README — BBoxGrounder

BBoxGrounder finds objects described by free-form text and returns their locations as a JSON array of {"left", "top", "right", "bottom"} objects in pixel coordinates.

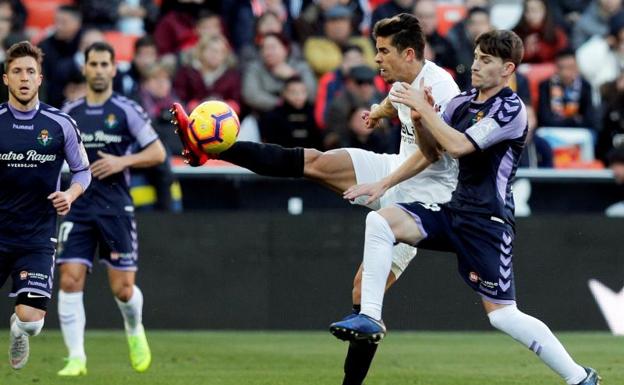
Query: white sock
[
  {"left": 115, "top": 285, "right": 143, "bottom": 335},
  {"left": 58, "top": 291, "right": 86, "bottom": 360},
  {"left": 11, "top": 314, "right": 44, "bottom": 337},
  {"left": 488, "top": 305, "right": 587, "bottom": 384},
  {"left": 360, "top": 212, "right": 396, "bottom": 321}
]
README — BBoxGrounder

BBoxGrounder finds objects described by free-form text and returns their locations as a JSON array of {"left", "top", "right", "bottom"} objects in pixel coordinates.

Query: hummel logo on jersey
[
  {"left": 12, "top": 123, "right": 33, "bottom": 130},
  {"left": 27, "top": 292, "right": 46, "bottom": 299}
]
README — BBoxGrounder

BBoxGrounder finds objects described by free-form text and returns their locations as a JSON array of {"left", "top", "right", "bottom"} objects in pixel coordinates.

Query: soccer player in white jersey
[
  {"left": 0, "top": 41, "right": 90, "bottom": 370},
  {"left": 172, "top": 13, "right": 459, "bottom": 384},
  {"left": 336, "top": 30, "right": 601, "bottom": 385}
]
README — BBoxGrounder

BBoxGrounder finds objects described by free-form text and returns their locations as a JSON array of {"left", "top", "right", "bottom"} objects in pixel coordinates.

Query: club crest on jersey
[
  {"left": 19, "top": 271, "right": 28, "bottom": 280},
  {"left": 469, "top": 271, "right": 479, "bottom": 283},
  {"left": 471, "top": 111, "right": 485, "bottom": 125},
  {"left": 37, "top": 129, "right": 52, "bottom": 146},
  {"left": 104, "top": 114, "right": 119, "bottom": 129}
]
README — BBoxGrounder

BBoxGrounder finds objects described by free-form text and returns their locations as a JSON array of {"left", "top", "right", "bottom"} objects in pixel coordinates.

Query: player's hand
[
  {"left": 47, "top": 191, "right": 73, "bottom": 216},
  {"left": 343, "top": 180, "right": 389, "bottom": 206},
  {"left": 410, "top": 86, "right": 435, "bottom": 121},
  {"left": 90, "top": 151, "right": 127, "bottom": 179},
  {"left": 363, "top": 105, "right": 381, "bottom": 129},
  {"left": 390, "top": 78, "right": 432, "bottom": 113}
]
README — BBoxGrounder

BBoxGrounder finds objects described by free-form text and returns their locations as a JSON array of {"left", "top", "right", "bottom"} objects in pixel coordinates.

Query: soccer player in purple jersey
[
  {"left": 55, "top": 42, "right": 166, "bottom": 376},
  {"left": 333, "top": 30, "right": 601, "bottom": 385},
  {"left": 0, "top": 41, "right": 91, "bottom": 370}
]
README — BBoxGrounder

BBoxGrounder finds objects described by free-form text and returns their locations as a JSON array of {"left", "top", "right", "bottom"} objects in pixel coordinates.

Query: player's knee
[
  {"left": 487, "top": 304, "right": 519, "bottom": 331},
  {"left": 113, "top": 284, "right": 134, "bottom": 302},
  {"left": 365, "top": 211, "right": 395, "bottom": 242},
  {"left": 59, "top": 273, "right": 84, "bottom": 292}
]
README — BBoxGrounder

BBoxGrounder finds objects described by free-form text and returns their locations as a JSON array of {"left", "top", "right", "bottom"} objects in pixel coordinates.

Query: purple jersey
[
  {"left": 442, "top": 87, "right": 528, "bottom": 224},
  {"left": 63, "top": 93, "right": 158, "bottom": 216},
  {"left": 0, "top": 102, "right": 90, "bottom": 247}
]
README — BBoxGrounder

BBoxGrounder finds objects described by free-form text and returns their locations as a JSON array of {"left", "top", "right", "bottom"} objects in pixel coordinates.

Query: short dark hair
[
  {"left": 475, "top": 30, "right": 524, "bottom": 67},
  {"left": 5, "top": 41, "right": 44, "bottom": 72},
  {"left": 341, "top": 44, "right": 364, "bottom": 55},
  {"left": 555, "top": 48, "right": 576, "bottom": 61},
  {"left": 284, "top": 75, "right": 304, "bottom": 87},
  {"left": 373, "top": 13, "right": 425, "bottom": 60},
  {"left": 57, "top": 5, "right": 81, "bottom": 19},
  {"left": 607, "top": 146, "right": 624, "bottom": 165},
  {"left": 134, "top": 35, "right": 156, "bottom": 52},
  {"left": 84, "top": 41, "right": 115, "bottom": 64},
  {"left": 468, "top": 6, "right": 490, "bottom": 20}
]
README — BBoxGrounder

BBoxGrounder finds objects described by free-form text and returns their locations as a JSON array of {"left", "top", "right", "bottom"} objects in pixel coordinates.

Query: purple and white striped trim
[
  {"left": 478, "top": 292, "right": 516, "bottom": 305},
  {"left": 394, "top": 204, "right": 428, "bottom": 240},
  {"left": 9, "top": 288, "right": 51, "bottom": 298},
  {"left": 98, "top": 259, "right": 138, "bottom": 272}
]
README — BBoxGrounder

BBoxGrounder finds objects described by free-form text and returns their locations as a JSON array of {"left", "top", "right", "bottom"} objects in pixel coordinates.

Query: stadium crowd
[{"left": 3, "top": 0, "right": 623, "bottom": 182}]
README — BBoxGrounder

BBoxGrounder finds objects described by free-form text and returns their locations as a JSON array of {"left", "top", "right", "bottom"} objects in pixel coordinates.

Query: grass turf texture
[{"left": 0, "top": 331, "right": 620, "bottom": 384}]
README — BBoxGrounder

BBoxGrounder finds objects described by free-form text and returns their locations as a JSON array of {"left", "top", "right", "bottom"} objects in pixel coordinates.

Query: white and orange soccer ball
[{"left": 187, "top": 101, "right": 240, "bottom": 154}]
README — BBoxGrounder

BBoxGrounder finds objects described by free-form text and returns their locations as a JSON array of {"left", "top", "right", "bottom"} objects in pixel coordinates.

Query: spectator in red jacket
[
  {"left": 173, "top": 34, "right": 242, "bottom": 114},
  {"left": 513, "top": 0, "right": 569, "bottom": 63}
]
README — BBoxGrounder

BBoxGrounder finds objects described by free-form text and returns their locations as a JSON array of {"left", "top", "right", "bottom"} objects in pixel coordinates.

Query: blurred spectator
[
  {"left": 303, "top": 5, "right": 375, "bottom": 76},
  {"left": 546, "top": 0, "right": 591, "bottom": 33},
  {"left": 222, "top": 0, "right": 294, "bottom": 52},
  {"left": 239, "top": 10, "right": 303, "bottom": 69},
  {"left": 4, "top": 0, "right": 25, "bottom": 33},
  {"left": 513, "top": 0, "right": 568, "bottom": 64},
  {"left": 370, "top": 0, "right": 414, "bottom": 32},
  {"left": 325, "top": 65, "right": 384, "bottom": 149},
  {"left": 138, "top": 63, "right": 182, "bottom": 156},
  {"left": 173, "top": 34, "right": 242, "bottom": 113},
  {"left": 0, "top": 0, "right": 27, "bottom": 101},
  {"left": 596, "top": 71, "right": 624, "bottom": 163},
  {"left": 607, "top": 146, "right": 624, "bottom": 184},
  {"left": 242, "top": 32, "right": 316, "bottom": 113},
  {"left": 577, "top": 11, "right": 624, "bottom": 98},
  {"left": 414, "top": 0, "right": 458, "bottom": 71},
  {"left": 259, "top": 75, "right": 322, "bottom": 148},
  {"left": 153, "top": 0, "right": 204, "bottom": 60},
  {"left": 79, "top": 0, "right": 159, "bottom": 34},
  {"left": 571, "top": 0, "right": 622, "bottom": 49},
  {"left": 341, "top": 106, "right": 390, "bottom": 152},
  {"left": 314, "top": 44, "right": 385, "bottom": 129},
  {"left": 133, "top": 62, "right": 182, "bottom": 212},
  {"left": 116, "top": 35, "right": 159, "bottom": 98},
  {"left": 447, "top": 6, "right": 492, "bottom": 90},
  {"left": 295, "top": 0, "right": 364, "bottom": 43},
  {"left": 537, "top": 49, "right": 594, "bottom": 129},
  {"left": 38, "top": 5, "right": 83, "bottom": 108},
  {"left": 62, "top": 72, "right": 87, "bottom": 104}
]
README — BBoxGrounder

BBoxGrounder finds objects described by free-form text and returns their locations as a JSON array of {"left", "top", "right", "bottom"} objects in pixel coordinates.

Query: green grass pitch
[{"left": 0, "top": 331, "right": 621, "bottom": 384}]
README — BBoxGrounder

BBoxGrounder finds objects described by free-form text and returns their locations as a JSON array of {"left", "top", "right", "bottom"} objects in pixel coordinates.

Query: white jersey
[{"left": 389, "top": 60, "right": 460, "bottom": 204}]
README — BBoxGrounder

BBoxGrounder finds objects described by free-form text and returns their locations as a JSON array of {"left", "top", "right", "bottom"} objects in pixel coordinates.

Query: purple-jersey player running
[
  {"left": 55, "top": 42, "right": 166, "bottom": 376},
  {"left": 332, "top": 30, "right": 601, "bottom": 385},
  {"left": 0, "top": 41, "right": 90, "bottom": 370}
]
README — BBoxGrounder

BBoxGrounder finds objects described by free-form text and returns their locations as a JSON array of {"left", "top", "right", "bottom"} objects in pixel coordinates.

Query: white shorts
[{"left": 345, "top": 148, "right": 454, "bottom": 278}]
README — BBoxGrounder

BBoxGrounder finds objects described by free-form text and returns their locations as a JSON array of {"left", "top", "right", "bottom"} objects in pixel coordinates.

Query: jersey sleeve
[
  {"left": 464, "top": 97, "right": 527, "bottom": 151},
  {"left": 114, "top": 97, "right": 159, "bottom": 148},
  {"left": 62, "top": 116, "right": 92, "bottom": 192}
]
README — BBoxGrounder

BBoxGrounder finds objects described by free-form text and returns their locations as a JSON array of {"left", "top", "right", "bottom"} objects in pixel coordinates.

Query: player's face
[
  {"left": 471, "top": 46, "right": 512, "bottom": 91},
  {"left": 375, "top": 36, "right": 410, "bottom": 83},
  {"left": 84, "top": 50, "right": 116, "bottom": 93},
  {"left": 3, "top": 56, "right": 42, "bottom": 106}
]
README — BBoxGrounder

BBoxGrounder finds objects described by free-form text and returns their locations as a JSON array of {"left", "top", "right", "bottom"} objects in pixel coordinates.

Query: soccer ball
[{"left": 188, "top": 101, "right": 240, "bottom": 154}]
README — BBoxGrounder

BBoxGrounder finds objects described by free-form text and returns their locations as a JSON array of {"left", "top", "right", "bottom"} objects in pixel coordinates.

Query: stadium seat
[
  {"left": 518, "top": 63, "right": 557, "bottom": 110},
  {"left": 436, "top": 3, "right": 466, "bottom": 37},
  {"left": 23, "top": 0, "right": 73, "bottom": 30},
  {"left": 104, "top": 31, "right": 139, "bottom": 63},
  {"left": 536, "top": 127, "right": 602, "bottom": 168}
]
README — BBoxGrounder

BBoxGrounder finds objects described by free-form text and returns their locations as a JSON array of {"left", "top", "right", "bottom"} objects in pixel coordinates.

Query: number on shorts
[
  {"left": 57, "top": 222, "right": 74, "bottom": 244},
  {"left": 419, "top": 203, "right": 441, "bottom": 211}
]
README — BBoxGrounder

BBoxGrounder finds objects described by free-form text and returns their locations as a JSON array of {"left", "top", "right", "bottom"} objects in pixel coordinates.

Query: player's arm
[
  {"left": 91, "top": 139, "right": 166, "bottom": 179},
  {"left": 49, "top": 121, "right": 92, "bottom": 215},
  {"left": 391, "top": 80, "right": 474, "bottom": 158},
  {"left": 411, "top": 87, "right": 442, "bottom": 162},
  {"left": 343, "top": 148, "right": 431, "bottom": 205}
]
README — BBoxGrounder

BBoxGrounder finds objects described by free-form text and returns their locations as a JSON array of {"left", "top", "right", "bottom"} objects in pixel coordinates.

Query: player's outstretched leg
[
  {"left": 114, "top": 285, "right": 151, "bottom": 372},
  {"left": 170, "top": 103, "right": 209, "bottom": 166},
  {"left": 487, "top": 303, "right": 601, "bottom": 385},
  {"left": 57, "top": 290, "right": 87, "bottom": 376}
]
